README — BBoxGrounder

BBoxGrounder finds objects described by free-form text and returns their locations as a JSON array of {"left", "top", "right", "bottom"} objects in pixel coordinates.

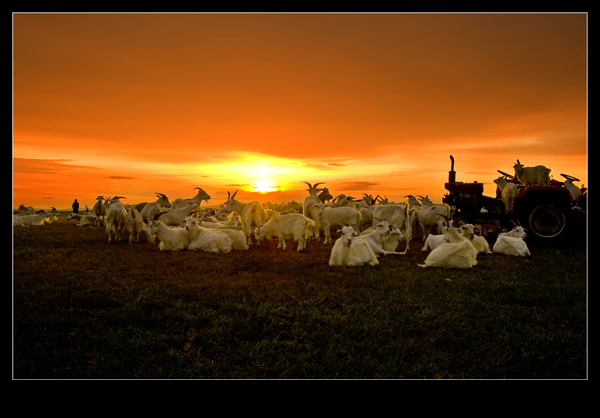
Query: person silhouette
[{"left": 72, "top": 199, "right": 80, "bottom": 214}]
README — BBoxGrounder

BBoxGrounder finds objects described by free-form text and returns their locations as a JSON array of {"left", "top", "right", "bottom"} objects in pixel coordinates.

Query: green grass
[{"left": 13, "top": 218, "right": 587, "bottom": 379}]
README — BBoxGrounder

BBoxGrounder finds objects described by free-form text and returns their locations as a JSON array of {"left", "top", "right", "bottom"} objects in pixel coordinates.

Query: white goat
[
  {"left": 171, "top": 187, "right": 211, "bottom": 210},
  {"left": 418, "top": 216, "right": 478, "bottom": 268},
  {"left": 459, "top": 223, "right": 492, "bottom": 254},
  {"left": 223, "top": 189, "right": 267, "bottom": 246},
  {"left": 562, "top": 178, "right": 582, "bottom": 203},
  {"left": 417, "top": 196, "right": 452, "bottom": 239},
  {"left": 41, "top": 207, "right": 61, "bottom": 224},
  {"left": 513, "top": 160, "right": 551, "bottom": 187},
  {"left": 253, "top": 213, "right": 317, "bottom": 251},
  {"left": 105, "top": 196, "right": 128, "bottom": 243},
  {"left": 13, "top": 210, "right": 50, "bottom": 226},
  {"left": 140, "top": 193, "right": 173, "bottom": 225},
  {"left": 17, "top": 205, "right": 35, "bottom": 216},
  {"left": 125, "top": 206, "right": 145, "bottom": 244},
  {"left": 146, "top": 220, "right": 190, "bottom": 251},
  {"left": 353, "top": 220, "right": 405, "bottom": 256},
  {"left": 369, "top": 201, "right": 413, "bottom": 250},
  {"left": 421, "top": 227, "right": 457, "bottom": 252},
  {"left": 493, "top": 177, "right": 519, "bottom": 213},
  {"left": 315, "top": 203, "right": 362, "bottom": 244},
  {"left": 67, "top": 213, "right": 100, "bottom": 226},
  {"left": 183, "top": 216, "right": 232, "bottom": 253},
  {"left": 493, "top": 225, "right": 530, "bottom": 256},
  {"left": 190, "top": 211, "right": 248, "bottom": 250},
  {"left": 382, "top": 225, "right": 406, "bottom": 253},
  {"left": 329, "top": 226, "right": 380, "bottom": 267},
  {"left": 303, "top": 182, "right": 326, "bottom": 239},
  {"left": 92, "top": 196, "right": 105, "bottom": 219},
  {"left": 155, "top": 201, "right": 198, "bottom": 227}
]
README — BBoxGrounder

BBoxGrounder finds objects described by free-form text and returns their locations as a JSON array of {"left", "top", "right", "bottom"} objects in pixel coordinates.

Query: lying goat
[
  {"left": 493, "top": 223, "right": 530, "bottom": 256},
  {"left": 329, "top": 226, "right": 379, "bottom": 267},
  {"left": 418, "top": 215, "right": 478, "bottom": 269}
]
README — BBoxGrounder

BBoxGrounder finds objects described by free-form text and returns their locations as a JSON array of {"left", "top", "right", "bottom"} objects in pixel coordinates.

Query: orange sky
[{"left": 13, "top": 13, "right": 587, "bottom": 210}]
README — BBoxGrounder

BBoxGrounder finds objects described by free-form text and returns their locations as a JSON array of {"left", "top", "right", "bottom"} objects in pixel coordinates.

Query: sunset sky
[{"left": 13, "top": 12, "right": 587, "bottom": 211}]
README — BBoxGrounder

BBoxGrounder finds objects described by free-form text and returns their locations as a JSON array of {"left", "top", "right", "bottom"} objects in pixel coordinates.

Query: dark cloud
[
  {"left": 335, "top": 181, "right": 382, "bottom": 191},
  {"left": 13, "top": 158, "right": 103, "bottom": 174},
  {"left": 107, "top": 176, "right": 137, "bottom": 180}
]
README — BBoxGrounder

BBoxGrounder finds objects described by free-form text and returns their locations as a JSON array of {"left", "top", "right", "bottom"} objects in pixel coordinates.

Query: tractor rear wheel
[{"left": 527, "top": 204, "right": 567, "bottom": 239}]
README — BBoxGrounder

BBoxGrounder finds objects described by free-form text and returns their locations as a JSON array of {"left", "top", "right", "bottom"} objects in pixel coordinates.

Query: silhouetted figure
[{"left": 72, "top": 199, "right": 79, "bottom": 214}]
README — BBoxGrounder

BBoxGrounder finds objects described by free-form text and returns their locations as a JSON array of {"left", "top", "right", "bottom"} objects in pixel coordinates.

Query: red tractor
[{"left": 442, "top": 155, "right": 586, "bottom": 240}]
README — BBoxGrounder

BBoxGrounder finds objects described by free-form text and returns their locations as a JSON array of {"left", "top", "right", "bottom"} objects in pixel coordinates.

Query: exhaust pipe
[{"left": 449, "top": 155, "right": 456, "bottom": 183}]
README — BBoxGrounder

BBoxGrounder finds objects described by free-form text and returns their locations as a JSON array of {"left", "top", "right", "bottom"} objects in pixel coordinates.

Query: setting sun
[{"left": 253, "top": 180, "right": 280, "bottom": 194}]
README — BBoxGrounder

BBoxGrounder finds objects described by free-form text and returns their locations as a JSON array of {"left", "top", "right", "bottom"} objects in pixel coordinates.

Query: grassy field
[{"left": 13, "top": 214, "right": 587, "bottom": 379}]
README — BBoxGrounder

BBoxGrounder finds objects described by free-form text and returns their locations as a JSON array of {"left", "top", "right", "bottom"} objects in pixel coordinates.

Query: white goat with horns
[
  {"left": 171, "top": 187, "right": 211, "bottom": 210},
  {"left": 492, "top": 221, "right": 531, "bottom": 256},
  {"left": 223, "top": 189, "right": 267, "bottom": 246},
  {"left": 513, "top": 159, "right": 551, "bottom": 187}
]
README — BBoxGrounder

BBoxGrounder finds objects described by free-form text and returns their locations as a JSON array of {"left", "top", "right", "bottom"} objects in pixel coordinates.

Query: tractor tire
[{"left": 526, "top": 203, "right": 568, "bottom": 239}]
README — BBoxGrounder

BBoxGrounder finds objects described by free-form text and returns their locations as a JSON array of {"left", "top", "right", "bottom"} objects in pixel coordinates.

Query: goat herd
[{"left": 14, "top": 182, "right": 532, "bottom": 269}]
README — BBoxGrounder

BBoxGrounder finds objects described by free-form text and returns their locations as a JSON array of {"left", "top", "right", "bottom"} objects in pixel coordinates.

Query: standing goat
[
  {"left": 369, "top": 201, "right": 413, "bottom": 251},
  {"left": 513, "top": 160, "right": 551, "bottom": 187},
  {"left": 253, "top": 213, "right": 317, "bottom": 251},
  {"left": 125, "top": 206, "right": 145, "bottom": 244},
  {"left": 105, "top": 196, "right": 127, "bottom": 243},
  {"left": 223, "top": 189, "right": 267, "bottom": 246},
  {"left": 303, "top": 182, "right": 326, "bottom": 239},
  {"left": 315, "top": 203, "right": 362, "bottom": 244},
  {"left": 141, "top": 193, "right": 173, "bottom": 225},
  {"left": 417, "top": 196, "right": 451, "bottom": 239},
  {"left": 493, "top": 177, "right": 519, "bottom": 213}
]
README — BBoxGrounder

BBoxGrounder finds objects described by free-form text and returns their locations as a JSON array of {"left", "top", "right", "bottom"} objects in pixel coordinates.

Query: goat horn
[
  {"left": 231, "top": 189, "right": 239, "bottom": 199},
  {"left": 302, "top": 182, "right": 312, "bottom": 188},
  {"left": 153, "top": 211, "right": 168, "bottom": 221},
  {"left": 436, "top": 214, "right": 450, "bottom": 226}
]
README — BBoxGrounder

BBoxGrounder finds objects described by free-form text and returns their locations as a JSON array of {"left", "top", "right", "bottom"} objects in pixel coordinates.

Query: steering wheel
[
  {"left": 497, "top": 170, "right": 517, "bottom": 180},
  {"left": 561, "top": 173, "right": 580, "bottom": 182}
]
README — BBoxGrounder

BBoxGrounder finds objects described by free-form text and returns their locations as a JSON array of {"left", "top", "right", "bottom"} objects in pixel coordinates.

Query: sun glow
[{"left": 253, "top": 180, "right": 280, "bottom": 193}]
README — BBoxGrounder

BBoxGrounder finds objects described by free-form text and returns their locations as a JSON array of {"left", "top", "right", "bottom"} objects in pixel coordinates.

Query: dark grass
[{"left": 13, "top": 217, "right": 587, "bottom": 379}]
